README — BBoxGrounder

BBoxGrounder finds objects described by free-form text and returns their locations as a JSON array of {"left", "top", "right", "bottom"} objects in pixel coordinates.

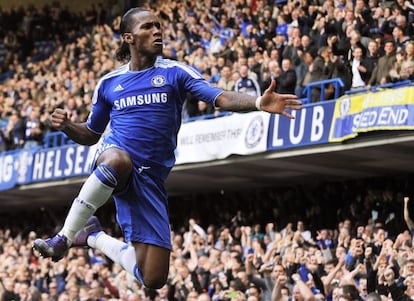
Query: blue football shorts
[{"left": 91, "top": 143, "right": 172, "bottom": 251}]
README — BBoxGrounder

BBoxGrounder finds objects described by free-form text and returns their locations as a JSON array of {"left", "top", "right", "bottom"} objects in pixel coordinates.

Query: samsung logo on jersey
[{"left": 114, "top": 93, "right": 168, "bottom": 110}]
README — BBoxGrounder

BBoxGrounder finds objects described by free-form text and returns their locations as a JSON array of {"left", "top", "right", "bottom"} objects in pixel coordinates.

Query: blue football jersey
[{"left": 87, "top": 57, "right": 223, "bottom": 178}]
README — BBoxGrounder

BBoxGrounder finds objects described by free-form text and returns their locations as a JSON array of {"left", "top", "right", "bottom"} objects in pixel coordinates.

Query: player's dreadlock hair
[{"left": 115, "top": 7, "right": 150, "bottom": 62}]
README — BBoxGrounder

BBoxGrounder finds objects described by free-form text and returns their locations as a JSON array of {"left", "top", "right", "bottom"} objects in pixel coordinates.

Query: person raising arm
[{"left": 33, "top": 7, "right": 302, "bottom": 290}]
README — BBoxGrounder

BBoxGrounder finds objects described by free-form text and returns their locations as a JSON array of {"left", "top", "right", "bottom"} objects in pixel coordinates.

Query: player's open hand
[{"left": 260, "top": 80, "right": 302, "bottom": 119}]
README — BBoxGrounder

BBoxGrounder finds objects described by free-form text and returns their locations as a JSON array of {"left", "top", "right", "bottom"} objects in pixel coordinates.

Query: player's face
[{"left": 127, "top": 11, "right": 163, "bottom": 56}]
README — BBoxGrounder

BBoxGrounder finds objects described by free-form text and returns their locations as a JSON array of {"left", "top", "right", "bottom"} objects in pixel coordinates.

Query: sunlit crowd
[{"left": 0, "top": 0, "right": 414, "bottom": 300}]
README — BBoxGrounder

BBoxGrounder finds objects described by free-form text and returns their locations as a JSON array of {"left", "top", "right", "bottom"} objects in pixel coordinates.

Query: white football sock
[
  {"left": 88, "top": 232, "right": 137, "bottom": 277},
  {"left": 59, "top": 171, "right": 115, "bottom": 244}
]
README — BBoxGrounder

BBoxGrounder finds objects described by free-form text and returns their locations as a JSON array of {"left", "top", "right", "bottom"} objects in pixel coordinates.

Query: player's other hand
[{"left": 51, "top": 108, "right": 70, "bottom": 130}]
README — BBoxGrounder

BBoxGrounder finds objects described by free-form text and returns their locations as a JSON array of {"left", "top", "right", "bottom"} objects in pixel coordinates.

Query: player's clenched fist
[{"left": 51, "top": 108, "right": 70, "bottom": 130}]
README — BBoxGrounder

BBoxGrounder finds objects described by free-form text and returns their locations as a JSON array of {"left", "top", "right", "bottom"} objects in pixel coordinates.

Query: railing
[
  {"left": 344, "top": 79, "right": 414, "bottom": 95},
  {"left": 301, "top": 78, "right": 345, "bottom": 104},
  {"left": 371, "top": 79, "right": 413, "bottom": 92}
]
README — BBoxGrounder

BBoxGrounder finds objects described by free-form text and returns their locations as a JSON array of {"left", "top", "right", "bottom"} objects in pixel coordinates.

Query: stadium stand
[
  {"left": 0, "top": 0, "right": 413, "bottom": 150},
  {"left": 1, "top": 0, "right": 414, "bottom": 300}
]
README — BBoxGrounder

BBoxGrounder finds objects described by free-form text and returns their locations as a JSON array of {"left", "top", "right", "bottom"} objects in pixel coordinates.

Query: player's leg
[
  {"left": 133, "top": 243, "right": 170, "bottom": 288},
  {"left": 70, "top": 214, "right": 170, "bottom": 288},
  {"left": 33, "top": 147, "right": 132, "bottom": 261},
  {"left": 85, "top": 231, "right": 170, "bottom": 289},
  {"left": 60, "top": 148, "right": 132, "bottom": 241},
  {"left": 83, "top": 166, "right": 172, "bottom": 288}
]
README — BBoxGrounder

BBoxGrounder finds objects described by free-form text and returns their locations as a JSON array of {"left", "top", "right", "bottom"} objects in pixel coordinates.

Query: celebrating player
[{"left": 33, "top": 7, "right": 302, "bottom": 289}]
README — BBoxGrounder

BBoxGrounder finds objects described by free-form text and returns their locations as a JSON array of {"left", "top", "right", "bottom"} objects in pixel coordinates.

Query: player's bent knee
[
  {"left": 134, "top": 243, "right": 170, "bottom": 289},
  {"left": 99, "top": 149, "right": 133, "bottom": 172},
  {"left": 98, "top": 150, "right": 133, "bottom": 189},
  {"left": 142, "top": 274, "right": 168, "bottom": 289},
  {"left": 133, "top": 263, "right": 168, "bottom": 289}
]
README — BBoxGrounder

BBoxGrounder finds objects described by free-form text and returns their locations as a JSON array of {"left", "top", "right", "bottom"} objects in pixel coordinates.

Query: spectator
[
  {"left": 356, "top": 8, "right": 378, "bottom": 43},
  {"left": 247, "top": 55, "right": 263, "bottom": 83},
  {"left": 396, "top": 14, "right": 413, "bottom": 37},
  {"left": 217, "top": 65, "right": 235, "bottom": 91},
  {"left": 400, "top": 41, "right": 414, "bottom": 80},
  {"left": 302, "top": 47, "right": 334, "bottom": 102},
  {"left": 234, "top": 65, "right": 261, "bottom": 97},
  {"left": 392, "top": 25, "right": 411, "bottom": 49},
  {"left": 389, "top": 47, "right": 406, "bottom": 82},
  {"left": 260, "top": 58, "right": 281, "bottom": 94},
  {"left": 64, "top": 97, "right": 81, "bottom": 123},
  {"left": 282, "top": 273, "right": 315, "bottom": 301},
  {"left": 275, "top": 58, "right": 297, "bottom": 94},
  {"left": 296, "top": 50, "right": 315, "bottom": 97},
  {"left": 350, "top": 46, "right": 370, "bottom": 89},
  {"left": 331, "top": 28, "right": 367, "bottom": 69},
  {"left": 5, "top": 110, "right": 25, "bottom": 149},
  {"left": 275, "top": 14, "right": 289, "bottom": 42},
  {"left": 382, "top": 266, "right": 412, "bottom": 300},
  {"left": 364, "top": 40, "right": 381, "bottom": 82},
  {"left": 1, "top": 277, "right": 19, "bottom": 301},
  {"left": 380, "top": 4, "right": 401, "bottom": 37},
  {"left": 282, "top": 28, "right": 301, "bottom": 63},
  {"left": 367, "top": 39, "right": 397, "bottom": 86},
  {"left": 218, "top": 16, "right": 234, "bottom": 47},
  {"left": 310, "top": 13, "right": 329, "bottom": 50},
  {"left": 23, "top": 106, "right": 43, "bottom": 149}
]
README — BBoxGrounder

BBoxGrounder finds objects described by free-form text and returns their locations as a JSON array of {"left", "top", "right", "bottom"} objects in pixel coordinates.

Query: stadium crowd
[
  {"left": 1, "top": 0, "right": 414, "bottom": 151},
  {"left": 1, "top": 176, "right": 414, "bottom": 301},
  {"left": 1, "top": 0, "right": 414, "bottom": 300}
]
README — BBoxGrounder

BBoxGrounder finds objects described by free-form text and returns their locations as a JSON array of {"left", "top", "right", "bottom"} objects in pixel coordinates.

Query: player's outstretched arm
[
  {"left": 215, "top": 80, "right": 302, "bottom": 119},
  {"left": 51, "top": 108, "right": 101, "bottom": 146}
]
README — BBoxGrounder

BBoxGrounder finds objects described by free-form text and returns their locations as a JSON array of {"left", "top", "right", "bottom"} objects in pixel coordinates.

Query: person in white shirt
[{"left": 351, "top": 47, "right": 369, "bottom": 89}]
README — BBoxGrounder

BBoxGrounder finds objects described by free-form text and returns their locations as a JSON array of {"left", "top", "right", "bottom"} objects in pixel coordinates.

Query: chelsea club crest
[
  {"left": 245, "top": 116, "right": 264, "bottom": 148},
  {"left": 339, "top": 97, "right": 351, "bottom": 119},
  {"left": 151, "top": 75, "right": 166, "bottom": 87}
]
